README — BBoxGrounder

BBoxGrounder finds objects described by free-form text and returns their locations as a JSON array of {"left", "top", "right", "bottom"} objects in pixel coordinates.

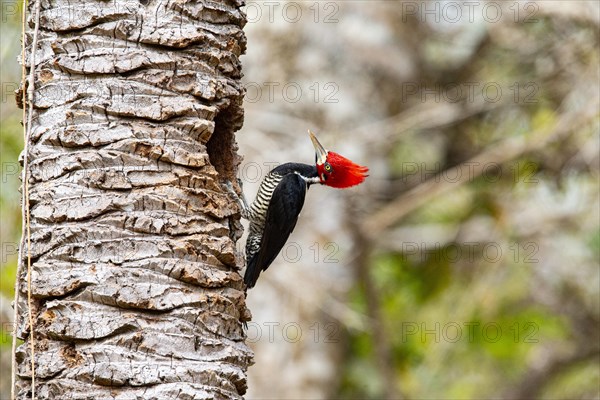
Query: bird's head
[{"left": 309, "top": 130, "right": 369, "bottom": 188}]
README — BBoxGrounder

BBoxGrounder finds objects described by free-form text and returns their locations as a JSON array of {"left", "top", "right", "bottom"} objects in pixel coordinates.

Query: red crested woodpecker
[{"left": 235, "top": 130, "right": 368, "bottom": 288}]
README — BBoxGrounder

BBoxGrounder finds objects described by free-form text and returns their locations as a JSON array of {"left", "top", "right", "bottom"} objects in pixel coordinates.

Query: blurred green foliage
[
  {"left": 0, "top": 0, "right": 23, "bottom": 363},
  {"left": 336, "top": 6, "right": 599, "bottom": 399}
]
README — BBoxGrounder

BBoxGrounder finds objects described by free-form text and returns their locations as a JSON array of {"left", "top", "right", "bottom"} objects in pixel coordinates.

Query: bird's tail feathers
[{"left": 244, "top": 255, "right": 261, "bottom": 289}]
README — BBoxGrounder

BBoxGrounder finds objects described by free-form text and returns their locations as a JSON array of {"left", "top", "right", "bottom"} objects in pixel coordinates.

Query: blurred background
[{"left": 1, "top": 1, "right": 599, "bottom": 399}]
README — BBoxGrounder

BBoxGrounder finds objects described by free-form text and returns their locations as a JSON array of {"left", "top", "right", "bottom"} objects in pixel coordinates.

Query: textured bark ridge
[{"left": 16, "top": 1, "right": 251, "bottom": 398}]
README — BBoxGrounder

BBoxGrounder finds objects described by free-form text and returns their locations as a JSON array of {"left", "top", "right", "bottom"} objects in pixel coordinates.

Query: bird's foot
[{"left": 223, "top": 179, "right": 250, "bottom": 219}]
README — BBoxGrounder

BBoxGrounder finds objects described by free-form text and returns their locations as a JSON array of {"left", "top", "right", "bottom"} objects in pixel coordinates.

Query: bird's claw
[{"left": 223, "top": 178, "right": 250, "bottom": 219}]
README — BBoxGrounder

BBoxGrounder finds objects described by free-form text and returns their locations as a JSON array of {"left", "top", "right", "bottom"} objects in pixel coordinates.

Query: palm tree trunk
[{"left": 14, "top": 1, "right": 250, "bottom": 398}]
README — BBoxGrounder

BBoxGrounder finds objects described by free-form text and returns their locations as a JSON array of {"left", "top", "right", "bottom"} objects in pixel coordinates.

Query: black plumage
[{"left": 244, "top": 163, "right": 319, "bottom": 288}]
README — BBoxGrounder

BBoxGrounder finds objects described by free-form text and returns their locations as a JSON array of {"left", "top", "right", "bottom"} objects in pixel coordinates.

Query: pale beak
[{"left": 308, "top": 129, "right": 328, "bottom": 164}]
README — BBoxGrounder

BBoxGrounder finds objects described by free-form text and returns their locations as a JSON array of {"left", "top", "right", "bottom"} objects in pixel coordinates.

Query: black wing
[{"left": 244, "top": 173, "right": 307, "bottom": 288}]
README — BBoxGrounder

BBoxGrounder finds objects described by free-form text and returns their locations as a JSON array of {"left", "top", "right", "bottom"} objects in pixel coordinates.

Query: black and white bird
[{"left": 235, "top": 131, "right": 368, "bottom": 288}]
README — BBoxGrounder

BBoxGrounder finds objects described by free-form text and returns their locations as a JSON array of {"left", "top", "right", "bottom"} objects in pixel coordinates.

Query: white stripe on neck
[{"left": 295, "top": 172, "right": 321, "bottom": 184}]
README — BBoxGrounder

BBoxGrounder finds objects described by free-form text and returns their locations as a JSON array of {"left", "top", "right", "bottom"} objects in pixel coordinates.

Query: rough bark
[{"left": 15, "top": 1, "right": 251, "bottom": 399}]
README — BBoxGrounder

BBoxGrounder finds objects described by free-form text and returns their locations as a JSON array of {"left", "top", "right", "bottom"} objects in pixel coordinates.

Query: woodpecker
[{"left": 239, "top": 130, "right": 368, "bottom": 288}]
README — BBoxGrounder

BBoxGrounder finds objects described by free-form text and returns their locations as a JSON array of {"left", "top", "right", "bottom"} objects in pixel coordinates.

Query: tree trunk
[{"left": 14, "top": 1, "right": 251, "bottom": 398}]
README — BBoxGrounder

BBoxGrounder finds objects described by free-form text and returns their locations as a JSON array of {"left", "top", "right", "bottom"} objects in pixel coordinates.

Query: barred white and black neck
[{"left": 247, "top": 163, "right": 318, "bottom": 223}]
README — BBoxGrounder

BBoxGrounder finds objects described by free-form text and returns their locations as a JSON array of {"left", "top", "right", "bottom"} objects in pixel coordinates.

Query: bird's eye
[{"left": 324, "top": 163, "right": 332, "bottom": 172}]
